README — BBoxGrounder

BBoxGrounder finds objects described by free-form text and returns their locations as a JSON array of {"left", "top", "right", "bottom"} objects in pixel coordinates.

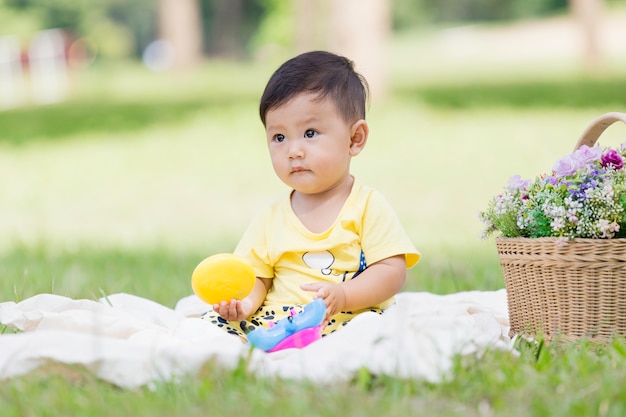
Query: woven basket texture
[
  {"left": 497, "top": 112, "right": 626, "bottom": 342},
  {"left": 497, "top": 237, "right": 626, "bottom": 342}
]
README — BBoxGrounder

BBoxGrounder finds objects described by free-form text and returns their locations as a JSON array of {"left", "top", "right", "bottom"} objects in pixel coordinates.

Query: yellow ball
[{"left": 191, "top": 253, "right": 255, "bottom": 305}]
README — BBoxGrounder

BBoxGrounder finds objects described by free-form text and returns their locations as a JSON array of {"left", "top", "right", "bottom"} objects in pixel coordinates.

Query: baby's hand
[
  {"left": 300, "top": 282, "right": 346, "bottom": 321},
  {"left": 212, "top": 298, "right": 253, "bottom": 322}
]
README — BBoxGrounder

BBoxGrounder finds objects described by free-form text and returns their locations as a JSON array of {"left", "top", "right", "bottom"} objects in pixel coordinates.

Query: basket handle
[{"left": 573, "top": 112, "right": 626, "bottom": 151}]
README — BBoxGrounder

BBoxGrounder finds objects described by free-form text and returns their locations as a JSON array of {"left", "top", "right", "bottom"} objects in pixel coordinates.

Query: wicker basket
[{"left": 498, "top": 112, "right": 626, "bottom": 342}]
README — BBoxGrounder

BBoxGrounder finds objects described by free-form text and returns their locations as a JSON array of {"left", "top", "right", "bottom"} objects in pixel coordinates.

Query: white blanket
[{"left": 0, "top": 290, "right": 512, "bottom": 388}]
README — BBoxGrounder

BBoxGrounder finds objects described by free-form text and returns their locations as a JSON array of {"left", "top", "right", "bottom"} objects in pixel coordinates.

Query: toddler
[{"left": 202, "top": 50, "right": 420, "bottom": 338}]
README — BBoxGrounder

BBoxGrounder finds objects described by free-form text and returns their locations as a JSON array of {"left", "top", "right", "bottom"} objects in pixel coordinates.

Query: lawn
[{"left": 2, "top": 18, "right": 626, "bottom": 415}]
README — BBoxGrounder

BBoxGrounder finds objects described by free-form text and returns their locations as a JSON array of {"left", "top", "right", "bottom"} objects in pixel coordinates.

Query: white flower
[
  {"left": 598, "top": 219, "right": 620, "bottom": 238},
  {"left": 551, "top": 217, "right": 566, "bottom": 231},
  {"left": 494, "top": 193, "right": 514, "bottom": 215},
  {"left": 480, "top": 143, "right": 626, "bottom": 239}
]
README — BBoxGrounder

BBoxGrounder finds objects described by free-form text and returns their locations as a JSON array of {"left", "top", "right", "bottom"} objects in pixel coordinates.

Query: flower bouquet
[
  {"left": 480, "top": 143, "right": 626, "bottom": 241},
  {"left": 482, "top": 112, "right": 626, "bottom": 342}
]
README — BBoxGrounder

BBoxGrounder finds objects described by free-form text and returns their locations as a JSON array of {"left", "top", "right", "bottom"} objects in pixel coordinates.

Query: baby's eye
[
  {"left": 274, "top": 133, "right": 286, "bottom": 143},
  {"left": 304, "top": 129, "right": 317, "bottom": 138}
]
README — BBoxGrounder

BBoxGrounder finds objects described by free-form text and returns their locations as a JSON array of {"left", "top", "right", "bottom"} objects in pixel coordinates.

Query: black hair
[{"left": 259, "top": 50, "right": 369, "bottom": 126}]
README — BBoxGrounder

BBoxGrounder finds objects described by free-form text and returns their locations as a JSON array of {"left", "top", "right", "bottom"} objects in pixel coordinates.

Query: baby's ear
[{"left": 349, "top": 120, "right": 368, "bottom": 156}]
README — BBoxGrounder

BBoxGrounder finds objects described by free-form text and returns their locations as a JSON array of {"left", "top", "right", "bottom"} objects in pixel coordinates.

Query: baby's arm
[
  {"left": 212, "top": 277, "right": 272, "bottom": 322},
  {"left": 301, "top": 254, "right": 407, "bottom": 320}
]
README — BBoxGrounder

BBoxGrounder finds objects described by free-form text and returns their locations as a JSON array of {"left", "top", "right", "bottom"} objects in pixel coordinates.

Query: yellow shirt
[{"left": 234, "top": 178, "right": 420, "bottom": 312}]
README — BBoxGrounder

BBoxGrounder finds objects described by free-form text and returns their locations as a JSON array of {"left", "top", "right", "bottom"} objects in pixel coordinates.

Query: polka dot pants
[{"left": 200, "top": 304, "right": 383, "bottom": 342}]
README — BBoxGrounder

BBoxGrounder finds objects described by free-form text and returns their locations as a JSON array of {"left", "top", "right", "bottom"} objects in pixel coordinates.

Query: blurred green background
[{"left": 2, "top": 0, "right": 626, "bottom": 306}]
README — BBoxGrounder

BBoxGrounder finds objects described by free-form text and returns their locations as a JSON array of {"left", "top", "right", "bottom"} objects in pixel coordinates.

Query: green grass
[
  {"left": 2, "top": 332, "right": 626, "bottom": 416},
  {"left": 0, "top": 242, "right": 503, "bottom": 306},
  {"left": 398, "top": 76, "right": 626, "bottom": 109},
  {"left": 3, "top": 20, "right": 626, "bottom": 416},
  {"left": 0, "top": 100, "right": 210, "bottom": 145},
  {"left": 0, "top": 245, "right": 205, "bottom": 305}
]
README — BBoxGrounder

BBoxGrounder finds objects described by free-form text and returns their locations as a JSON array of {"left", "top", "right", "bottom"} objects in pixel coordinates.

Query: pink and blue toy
[{"left": 247, "top": 298, "right": 326, "bottom": 352}]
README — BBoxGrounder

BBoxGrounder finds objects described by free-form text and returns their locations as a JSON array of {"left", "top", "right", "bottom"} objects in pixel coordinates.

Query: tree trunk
[
  {"left": 294, "top": 0, "right": 332, "bottom": 52},
  {"left": 570, "top": 0, "right": 604, "bottom": 72},
  {"left": 209, "top": 0, "right": 244, "bottom": 58},
  {"left": 292, "top": 0, "right": 392, "bottom": 99},
  {"left": 295, "top": 0, "right": 317, "bottom": 52},
  {"left": 328, "top": 0, "right": 391, "bottom": 100},
  {"left": 158, "top": 0, "right": 203, "bottom": 71}
]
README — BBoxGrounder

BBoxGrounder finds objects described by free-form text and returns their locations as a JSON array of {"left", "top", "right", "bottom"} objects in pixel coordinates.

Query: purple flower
[
  {"left": 572, "top": 145, "right": 603, "bottom": 165},
  {"left": 506, "top": 175, "right": 530, "bottom": 192},
  {"left": 601, "top": 149, "right": 624, "bottom": 169},
  {"left": 571, "top": 178, "right": 599, "bottom": 200},
  {"left": 553, "top": 155, "right": 582, "bottom": 177},
  {"left": 483, "top": 143, "right": 626, "bottom": 239}
]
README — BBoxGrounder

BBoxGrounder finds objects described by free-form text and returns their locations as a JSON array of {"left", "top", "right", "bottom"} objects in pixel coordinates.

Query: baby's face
[{"left": 264, "top": 93, "right": 356, "bottom": 195}]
